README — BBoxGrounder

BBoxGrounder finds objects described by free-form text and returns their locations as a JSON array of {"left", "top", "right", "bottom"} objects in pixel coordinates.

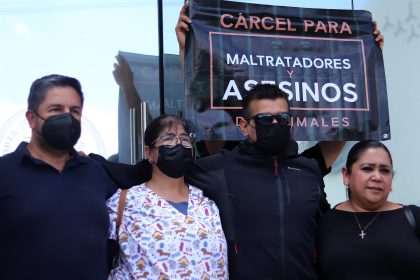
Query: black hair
[
  {"left": 144, "top": 114, "right": 192, "bottom": 147},
  {"left": 346, "top": 140, "right": 393, "bottom": 173},
  {"left": 345, "top": 140, "right": 393, "bottom": 199},
  {"left": 28, "top": 74, "right": 84, "bottom": 112},
  {"left": 241, "top": 84, "right": 290, "bottom": 118}
]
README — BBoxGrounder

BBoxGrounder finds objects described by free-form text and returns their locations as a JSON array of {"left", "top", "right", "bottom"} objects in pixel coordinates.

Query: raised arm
[
  {"left": 373, "top": 20, "right": 384, "bottom": 50},
  {"left": 318, "top": 141, "right": 346, "bottom": 170},
  {"left": 175, "top": 2, "right": 191, "bottom": 77},
  {"left": 113, "top": 54, "right": 152, "bottom": 132},
  {"left": 113, "top": 54, "right": 142, "bottom": 108},
  {"left": 315, "top": 22, "right": 383, "bottom": 171},
  {"left": 300, "top": 142, "right": 344, "bottom": 176}
]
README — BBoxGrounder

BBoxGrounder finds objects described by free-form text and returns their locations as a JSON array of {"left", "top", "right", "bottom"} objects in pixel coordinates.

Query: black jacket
[
  {"left": 92, "top": 141, "right": 329, "bottom": 280},
  {"left": 187, "top": 141, "right": 329, "bottom": 280}
]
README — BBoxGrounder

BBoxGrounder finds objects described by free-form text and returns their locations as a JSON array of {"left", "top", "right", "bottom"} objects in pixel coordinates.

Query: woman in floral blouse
[{"left": 107, "top": 115, "right": 228, "bottom": 279}]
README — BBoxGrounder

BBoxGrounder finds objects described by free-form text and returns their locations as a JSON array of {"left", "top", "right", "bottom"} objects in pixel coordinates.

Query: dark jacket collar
[{"left": 236, "top": 139, "right": 299, "bottom": 160}]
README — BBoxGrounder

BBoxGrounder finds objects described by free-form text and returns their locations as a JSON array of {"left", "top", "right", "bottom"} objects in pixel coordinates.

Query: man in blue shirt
[{"left": 0, "top": 74, "right": 116, "bottom": 280}]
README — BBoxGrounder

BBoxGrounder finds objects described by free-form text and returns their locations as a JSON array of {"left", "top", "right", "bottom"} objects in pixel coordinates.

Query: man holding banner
[
  {"left": 187, "top": 83, "right": 332, "bottom": 279},
  {"left": 178, "top": 1, "right": 387, "bottom": 279}
]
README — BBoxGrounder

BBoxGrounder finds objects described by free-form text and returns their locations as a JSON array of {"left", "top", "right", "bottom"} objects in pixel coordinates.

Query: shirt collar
[{"left": 16, "top": 141, "right": 87, "bottom": 167}]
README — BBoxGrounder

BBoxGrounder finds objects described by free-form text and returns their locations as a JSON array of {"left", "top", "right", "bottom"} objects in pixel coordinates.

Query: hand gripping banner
[{"left": 184, "top": 0, "right": 390, "bottom": 141}]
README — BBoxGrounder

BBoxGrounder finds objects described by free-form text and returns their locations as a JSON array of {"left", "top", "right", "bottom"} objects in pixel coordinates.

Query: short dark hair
[
  {"left": 345, "top": 140, "right": 393, "bottom": 199},
  {"left": 241, "top": 84, "right": 290, "bottom": 118},
  {"left": 144, "top": 114, "right": 192, "bottom": 147},
  {"left": 27, "top": 74, "right": 84, "bottom": 112}
]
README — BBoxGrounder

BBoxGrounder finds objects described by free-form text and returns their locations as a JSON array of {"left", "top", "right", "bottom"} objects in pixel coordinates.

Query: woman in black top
[{"left": 317, "top": 140, "right": 420, "bottom": 280}]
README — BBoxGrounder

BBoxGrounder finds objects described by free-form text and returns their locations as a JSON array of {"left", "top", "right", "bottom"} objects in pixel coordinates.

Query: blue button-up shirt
[{"left": 0, "top": 142, "right": 117, "bottom": 280}]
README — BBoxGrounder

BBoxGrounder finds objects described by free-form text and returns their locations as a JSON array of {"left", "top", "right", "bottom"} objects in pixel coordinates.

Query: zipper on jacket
[
  {"left": 282, "top": 168, "right": 291, "bottom": 204},
  {"left": 274, "top": 159, "right": 279, "bottom": 177},
  {"left": 275, "top": 161, "right": 286, "bottom": 278}
]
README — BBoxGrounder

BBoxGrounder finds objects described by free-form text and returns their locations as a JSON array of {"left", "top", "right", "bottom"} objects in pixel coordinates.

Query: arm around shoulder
[{"left": 89, "top": 153, "right": 152, "bottom": 188}]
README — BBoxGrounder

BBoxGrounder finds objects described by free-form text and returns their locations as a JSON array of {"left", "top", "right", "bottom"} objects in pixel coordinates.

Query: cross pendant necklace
[{"left": 352, "top": 211, "right": 381, "bottom": 239}]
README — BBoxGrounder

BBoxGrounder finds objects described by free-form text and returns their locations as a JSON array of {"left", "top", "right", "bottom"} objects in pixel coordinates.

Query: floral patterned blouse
[{"left": 107, "top": 183, "right": 228, "bottom": 280}]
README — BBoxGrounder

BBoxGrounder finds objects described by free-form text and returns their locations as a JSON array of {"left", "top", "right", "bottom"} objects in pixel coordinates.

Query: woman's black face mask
[{"left": 156, "top": 144, "right": 193, "bottom": 178}]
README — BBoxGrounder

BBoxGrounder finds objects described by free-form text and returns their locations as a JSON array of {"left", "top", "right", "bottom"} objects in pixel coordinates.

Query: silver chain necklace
[{"left": 352, "top": 211, "right": 381, "bottom": 239}]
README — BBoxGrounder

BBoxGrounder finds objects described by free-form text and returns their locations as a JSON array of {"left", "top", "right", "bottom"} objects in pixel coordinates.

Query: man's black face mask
[
  {"left": 36, "top": 112, "right": 81, "bottom": 151},
  {"left": 254, "top": 122, "right": 291, "bottom": 156}
]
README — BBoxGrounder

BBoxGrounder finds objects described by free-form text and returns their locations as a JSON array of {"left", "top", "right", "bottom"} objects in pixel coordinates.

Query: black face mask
[
  {"left": 157, "top": 144, "right": 193, "bottom": 178},
  {"left": 254, "top": 123, "right": 291, "bottom": 156},
  {"left": 37, "top": 113, "right": 81, "bottom": 151}
]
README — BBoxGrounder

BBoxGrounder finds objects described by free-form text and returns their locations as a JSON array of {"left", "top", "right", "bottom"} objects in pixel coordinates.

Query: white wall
[{"left": 324, "top": 0, "right": 420, "bottom": 206}]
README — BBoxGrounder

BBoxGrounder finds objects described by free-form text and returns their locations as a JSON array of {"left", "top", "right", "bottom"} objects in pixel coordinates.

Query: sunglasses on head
[{"left": 246, "top": 113, "right": 291, "bottom": 126}]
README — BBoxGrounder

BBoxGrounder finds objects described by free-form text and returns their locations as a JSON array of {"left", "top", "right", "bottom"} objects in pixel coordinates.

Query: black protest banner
[{"left": 184, "top": 0, "right": 390, "bottom": 141}]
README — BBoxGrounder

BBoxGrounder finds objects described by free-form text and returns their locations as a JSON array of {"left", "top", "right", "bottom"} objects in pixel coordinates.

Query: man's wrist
[{"left": 121, "top": 84, "right": 136, "bottom": 92}]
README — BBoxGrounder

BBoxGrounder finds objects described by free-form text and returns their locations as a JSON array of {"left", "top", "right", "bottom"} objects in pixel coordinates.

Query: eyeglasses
[
  {"left": 246, "top": 113, "right": 291, "bottom": 126},
  {"left": 151, "top": 134, "right": 193, "bottom": 148}
]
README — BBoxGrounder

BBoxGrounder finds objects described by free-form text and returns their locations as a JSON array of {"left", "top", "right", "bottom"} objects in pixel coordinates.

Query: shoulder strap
[
  {"left": 115, "top": 189, "right": 128, "bottom": 240},
  {"left": 404, "top": 205, "right": 420, "bottom": 241}
]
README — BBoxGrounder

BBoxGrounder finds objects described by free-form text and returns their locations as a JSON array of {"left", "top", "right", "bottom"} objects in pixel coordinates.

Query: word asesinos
[{"left": 222, "top": 80, "right": 358, "bottom": 103}]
